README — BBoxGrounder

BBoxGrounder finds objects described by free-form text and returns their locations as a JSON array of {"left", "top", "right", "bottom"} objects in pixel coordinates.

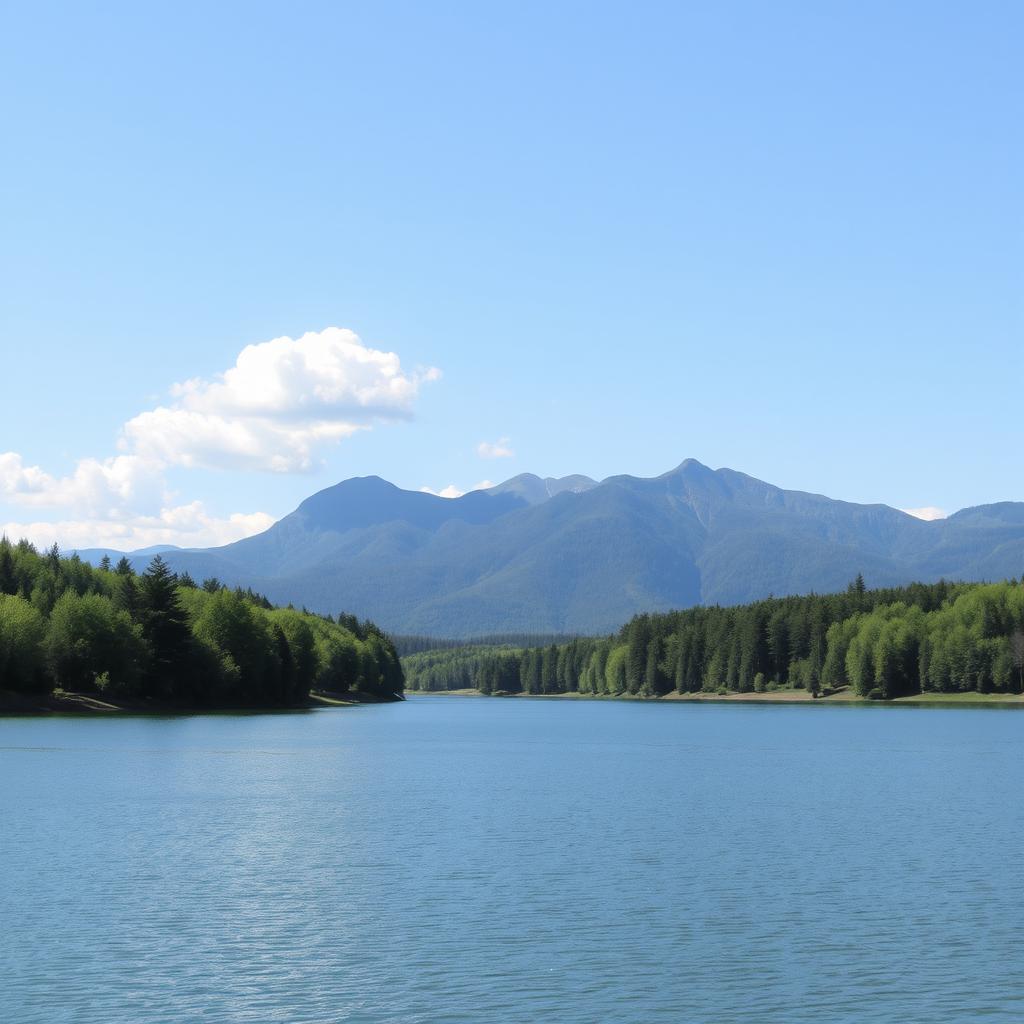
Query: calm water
[{"left": 3, "top": 697, "right": 1024, "bottom": 1023}]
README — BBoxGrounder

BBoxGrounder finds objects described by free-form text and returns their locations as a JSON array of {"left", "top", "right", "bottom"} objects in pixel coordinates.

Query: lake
[{"left": 3, "top": 696, "right": 1023, "bottom": 1023}]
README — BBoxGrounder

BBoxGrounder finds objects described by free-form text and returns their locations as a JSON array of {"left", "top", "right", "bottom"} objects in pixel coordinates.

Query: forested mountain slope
[{"left": 76, "top": 460, "right": 1024, "bottom": 636}]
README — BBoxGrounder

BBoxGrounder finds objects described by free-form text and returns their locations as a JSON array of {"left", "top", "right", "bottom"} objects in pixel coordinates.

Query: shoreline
[
  {"left": 0, "top": 688, "right": 402, "bottom": 718},
  {"left": 407, "top": 687, "right": 1024, "bottom": 707}
]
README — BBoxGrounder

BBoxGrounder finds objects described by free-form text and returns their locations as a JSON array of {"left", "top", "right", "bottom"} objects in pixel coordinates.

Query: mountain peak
[
  {"left": 287, "top": 472, "right": 524, "bottom": 535},
  {"left": 661, "top": 458, "right": 713, "bottom": 478},
  {"left": 487, "top": 473, "right": 597, "bottom": 505},
  {"left": 115, "top": 461, "right": 1024, "bottom": 637}
]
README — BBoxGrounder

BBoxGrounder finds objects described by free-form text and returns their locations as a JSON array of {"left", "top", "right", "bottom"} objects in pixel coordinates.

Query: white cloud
[
  {"left": 420, "top": 484, "right": 465, "bottom": 499},
  {"left": 0, "top": 452, "right": 166, "bottom": 515},
  {"left": 419, "top": 479, "right": 495, "bottom": 499},
  {"left": 123, "top": 407, "right": 365, "bottom": 473},
  {"left": 477, "top": 437, "right": 514, "bottom": 459},
  {"left": 901, "top": 506, "right": 948, "bottom": 521},
  {"left": 123, "top": 328, "right": 440, "bottom": 472},
  {"left": 2, "top": 504, "right": 274, "bottom": 552},
  {"left": 0, "top": 450, "right": 265, "bottom": 550},
  {"left": 0, "top": 326, "right": 437, "bottom": 548}
]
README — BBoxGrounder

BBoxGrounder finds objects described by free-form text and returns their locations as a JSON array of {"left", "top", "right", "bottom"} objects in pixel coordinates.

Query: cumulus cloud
[
  {"left": 124, "top": 328, "right": 440, "bottom": 472},
  {"left": 123, "top": 407, "right": 365, "bottom": 473},
  {"left": 419, "top": 480, "right": 495, "bottom": 499},
  {"left": 0, "top": 327, "right": 437, "bottom": 549},
  {"left": 476, "top": 438, "right": 514, "bottom": 459},
  {"left": 0, "top": 452, "right": 166, "bottom": 515},
  {"left": 901, "top": 506, "right": 948, "bottom": 521}
]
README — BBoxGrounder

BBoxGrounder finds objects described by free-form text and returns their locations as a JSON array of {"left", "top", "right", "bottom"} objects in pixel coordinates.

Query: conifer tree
[
  {"left": 139, "top": 556, "right": 192, "bottom": 697},
  {"left": 0, "top": 539, "right": 16, "bottom": 595}
]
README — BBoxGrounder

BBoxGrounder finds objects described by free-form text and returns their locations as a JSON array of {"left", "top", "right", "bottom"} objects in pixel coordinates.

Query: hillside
[
  {"left": 78, "top": 459, "right": 1024, "bottom": 636},
  {"left": 0, "top": 540, "right": 403, "bottom": 709}
]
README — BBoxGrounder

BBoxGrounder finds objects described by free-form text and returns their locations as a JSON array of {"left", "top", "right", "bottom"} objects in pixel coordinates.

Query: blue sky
[{"left": 1, "top": 1, "right": 1020, "bottom": 549}]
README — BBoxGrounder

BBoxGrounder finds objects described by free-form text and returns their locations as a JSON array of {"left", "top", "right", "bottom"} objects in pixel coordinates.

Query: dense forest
[
  {"left": 403, "top": 577, "right": 1024, "bottom": 699},
  {"left": 0, "top": 538, "right": 403, "bottom": 707},
  {"left": 391, "top": 633, "right": 579, "bottom": 657}
]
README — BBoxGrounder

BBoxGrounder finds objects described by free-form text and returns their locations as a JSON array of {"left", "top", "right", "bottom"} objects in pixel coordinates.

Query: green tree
[
  {"left": 626, "top": 616, "right": 650, "bottom": 693},
  {"left": 139, "top": 556, "right": 193, "bottom": 698},
  {"left": 604, "top": 645, "right": 628, "bottom": 693},
  {"left": 643, "top": 636, "right": 667, "bottom": 696},
  {"left": 1010, "top": 630, "right": 1024, "bottom": 693},
  {"left": 541, "top": 644, "right": 558, "bottom": 694},
  {"left": 0, "top": 594, "right": 47, "bottom": 691},
  {"left": 44, "top": 591, "right": 147, "bottom": 693},
  {"left": 1, "top": 540, "right": 19, "bottom": 595},
  {"left": 267, "top": 609, "right": 318, "bottom": 701},
  {"left": 191, "top": 589, "right": 272, "bottom": 702}
]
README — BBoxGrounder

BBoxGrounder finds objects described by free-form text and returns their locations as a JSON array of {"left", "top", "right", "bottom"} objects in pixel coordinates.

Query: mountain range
[{"left": 76, "top": 460, "right": 1024, "bottom": 636}]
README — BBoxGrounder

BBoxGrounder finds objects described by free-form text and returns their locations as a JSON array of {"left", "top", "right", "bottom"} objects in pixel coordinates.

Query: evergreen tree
[
  {"left": 139, "top": 556, "right": 192, "bottom": 698},
  {"left": 626, "top": 616, "right": 650, "bottom": 693},
  {"left": 541, "top": 644, "right": 558, "bottom": 693},
  {"left": 0, "top": 540, "right": 16, "bottom": 595},
  {"left": 1011, "top": 630, "right": 1024, "bottom": 693},
  {"left": 643, "top": 637, "right": 663, "bottom": 695},
  {"left": 272, "top": 623, "right": 293, "bottom": 701}
]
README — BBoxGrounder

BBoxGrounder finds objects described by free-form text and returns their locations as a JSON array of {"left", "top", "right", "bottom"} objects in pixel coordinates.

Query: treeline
[
  {"left": 391, "top": 633, "right": 580, "bottom": 657},
  {"left": 402, "top": 576, "right": 1024, "bottom": 699},
  {"left": 0, "top": 539, "right": 403, "bottom": 706}
]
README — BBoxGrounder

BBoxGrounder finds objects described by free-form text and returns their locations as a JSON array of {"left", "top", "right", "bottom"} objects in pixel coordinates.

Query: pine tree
[
  {"left": 272, "top": 623, "right": 293, "bottom": 702},
  {"left": 0, "top": 539, "right": 16, "bottom": 595},
  {"left": 627, "top": 616, "right": 650, "bottom": 693},
  {"left": 643, "top": 637, "right": 662, "bottom": 696},
  {"left": 139, "top": 556, "right": 192, "bottom": 698},
  {"left": 541, "top": 644, "right": 558, "bottom": 693},
  {"left": 848, "top": 573, "right": 867, "bottom": 611}
]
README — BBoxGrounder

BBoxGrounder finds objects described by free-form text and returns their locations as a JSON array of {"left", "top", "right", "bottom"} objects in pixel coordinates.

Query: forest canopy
[
  {"left": 402, "top": 577, "right": 1024, "bottom": 700},
  {"left": 0, "top": 538, "right": 403, "bottom": 707}
]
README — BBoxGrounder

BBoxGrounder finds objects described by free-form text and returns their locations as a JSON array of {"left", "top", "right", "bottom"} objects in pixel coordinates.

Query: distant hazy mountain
[
  {"left": 71, "top": 544, "right": 182, "bottom": 563},
  {"left": 91, "top": 461, "right": 1024, "bottom": 636}
]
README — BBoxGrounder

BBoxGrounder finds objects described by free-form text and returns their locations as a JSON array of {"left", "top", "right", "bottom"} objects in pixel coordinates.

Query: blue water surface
[{"left": 2, "top": 696, "right": 1023, "bottom": 1023}]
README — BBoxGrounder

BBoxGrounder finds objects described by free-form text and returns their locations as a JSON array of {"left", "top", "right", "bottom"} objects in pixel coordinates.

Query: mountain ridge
[{"left": 73, "top": 461, "right": 1024, "bottom": 635}]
